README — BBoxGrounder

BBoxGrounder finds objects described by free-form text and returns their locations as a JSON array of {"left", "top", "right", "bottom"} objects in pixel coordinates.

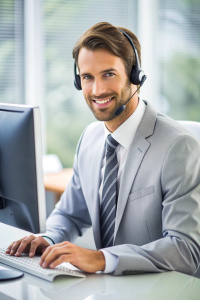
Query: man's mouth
[{"left": 92, "top": 97, "right": 114, "bottom": 104}]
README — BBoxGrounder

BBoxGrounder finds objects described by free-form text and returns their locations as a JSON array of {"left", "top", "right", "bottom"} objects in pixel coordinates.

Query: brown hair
[{"left": 72, "top": 22, "right": 141, "bottom": 80}]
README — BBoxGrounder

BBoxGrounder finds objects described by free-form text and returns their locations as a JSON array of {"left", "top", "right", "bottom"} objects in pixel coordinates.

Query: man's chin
[{"left": 92, "top": 111, "right": 116, "bottom": 122}]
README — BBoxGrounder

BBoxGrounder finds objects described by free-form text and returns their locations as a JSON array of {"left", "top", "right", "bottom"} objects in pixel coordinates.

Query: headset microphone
[{"left": 114, "top": 75, "right": 147, "bottom": 116}]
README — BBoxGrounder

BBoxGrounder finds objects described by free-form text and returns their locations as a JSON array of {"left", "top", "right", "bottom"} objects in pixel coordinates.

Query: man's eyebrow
[
  {"left": 100, "top": 68, "right": 117, "bottom": 74},
  {"left": 80, "top": 72, "right": 91, "bottom": 77}
]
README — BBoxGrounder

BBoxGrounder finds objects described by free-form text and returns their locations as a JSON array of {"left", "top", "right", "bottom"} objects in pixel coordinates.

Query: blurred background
[{"left": 0, "top": 0, "right": 200, "bottom": 168}]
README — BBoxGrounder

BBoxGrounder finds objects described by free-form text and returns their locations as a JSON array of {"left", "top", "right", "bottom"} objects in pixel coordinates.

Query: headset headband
[{"left": 74, "top": 28, "right": 146, "bottom": 90}]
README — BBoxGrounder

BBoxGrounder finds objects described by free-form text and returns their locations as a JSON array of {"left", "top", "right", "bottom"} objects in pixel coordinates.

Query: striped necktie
[{"left": 100, "top": 134, "right": 119, "bottom": 248}]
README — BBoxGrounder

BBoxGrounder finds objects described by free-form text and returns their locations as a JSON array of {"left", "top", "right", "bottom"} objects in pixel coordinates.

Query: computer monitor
[{"left": 0, "top": 103, "right": 46, "bottom": 233}]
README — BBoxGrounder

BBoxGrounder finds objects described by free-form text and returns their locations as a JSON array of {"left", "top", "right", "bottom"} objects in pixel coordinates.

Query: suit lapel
[{"left": 114, "top": 101, "right": 157, "bottom": 238}]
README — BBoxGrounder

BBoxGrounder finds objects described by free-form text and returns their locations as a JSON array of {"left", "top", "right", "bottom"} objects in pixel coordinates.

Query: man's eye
[
  {"left": 105, "top": 72, "right": 115, "bottom": 77},
  {"left": 83, "top": 75, "right": 92, "bottom": 80}
]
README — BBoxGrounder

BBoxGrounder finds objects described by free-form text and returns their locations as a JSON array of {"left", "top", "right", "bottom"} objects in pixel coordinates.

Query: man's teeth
[{"left": 94, "top": 97, "right": 113, "bottom": 104}]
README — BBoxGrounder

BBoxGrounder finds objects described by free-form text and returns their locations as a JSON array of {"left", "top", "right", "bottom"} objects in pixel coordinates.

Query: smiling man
[
  {"left": 7, "top": 22, "right": 200, "bottom": 277},
  {"left": 77, "top": 47, "right": 138, "bottom": 131}
]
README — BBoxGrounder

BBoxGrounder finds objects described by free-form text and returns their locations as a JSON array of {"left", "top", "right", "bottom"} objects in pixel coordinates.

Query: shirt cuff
[{"left": 100, "top": 250, "right": 119, "bottom": 273}]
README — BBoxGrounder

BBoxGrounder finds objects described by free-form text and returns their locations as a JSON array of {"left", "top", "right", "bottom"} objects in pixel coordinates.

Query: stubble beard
[{"left": 86, "top": 81, "right": 133, "bottom": 122}]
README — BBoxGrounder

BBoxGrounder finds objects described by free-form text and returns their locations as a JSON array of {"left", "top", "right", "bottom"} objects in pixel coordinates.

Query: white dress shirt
[{"left": 100, "top": 98, "right": 146, "bottom": 273}]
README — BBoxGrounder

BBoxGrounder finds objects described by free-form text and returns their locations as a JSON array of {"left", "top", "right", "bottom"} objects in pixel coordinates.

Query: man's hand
[
  {"left": 6, "top": 235, "right": 50, "bottom": 257},
  {"left": 40, "top": 242, "right": 105, "bottom": 273}
]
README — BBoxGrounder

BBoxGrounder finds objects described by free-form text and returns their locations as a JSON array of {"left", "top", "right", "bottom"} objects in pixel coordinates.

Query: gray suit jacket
[{"left": 46, "top": 100, "right": 200, "bottom": 276}]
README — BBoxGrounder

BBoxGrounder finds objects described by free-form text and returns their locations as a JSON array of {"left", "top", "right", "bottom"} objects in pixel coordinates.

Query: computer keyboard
[{"left": 0, "top": 248, "right": 85, "bottom": 282}]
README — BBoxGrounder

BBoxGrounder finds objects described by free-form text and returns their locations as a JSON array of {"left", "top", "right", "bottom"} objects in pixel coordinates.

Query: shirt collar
[{"left": 104, "top": 98, "right": 146, "bottom": 149}]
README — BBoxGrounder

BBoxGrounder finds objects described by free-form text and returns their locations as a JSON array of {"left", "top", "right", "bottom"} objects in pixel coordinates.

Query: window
[
  {"left": 0, "top": 0, "right": 24, "bottom": 104},
  {"left": 157, "top": 0, "right": 200, "bottom": 120},
  {"left": 2, "top": 1, "right": 198, "bottom": 168}
]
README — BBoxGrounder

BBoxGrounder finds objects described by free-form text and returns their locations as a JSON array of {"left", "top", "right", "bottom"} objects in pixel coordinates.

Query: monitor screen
[{"left": 0, "top": 103, "right": 46, "bottom": 233}]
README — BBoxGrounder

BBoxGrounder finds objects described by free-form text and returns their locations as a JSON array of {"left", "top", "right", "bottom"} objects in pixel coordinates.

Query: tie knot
[{"left": 106, "top": 134, "right": 119, "bottom": 153}]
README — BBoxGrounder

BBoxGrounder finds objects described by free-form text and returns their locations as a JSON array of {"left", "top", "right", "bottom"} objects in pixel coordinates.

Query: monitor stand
[{"left": 0, "top": 266, "right": 24, "bottom": 281}]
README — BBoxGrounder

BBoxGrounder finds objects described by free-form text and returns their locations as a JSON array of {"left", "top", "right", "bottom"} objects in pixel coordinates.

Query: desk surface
[{"left": 0, "top": 223, "right": 200, "bottom": 300}]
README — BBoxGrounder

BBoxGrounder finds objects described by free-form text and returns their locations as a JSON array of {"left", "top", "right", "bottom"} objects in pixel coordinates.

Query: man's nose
[{"left": 92, "top": 78, "right": 106, "bottom": 96}]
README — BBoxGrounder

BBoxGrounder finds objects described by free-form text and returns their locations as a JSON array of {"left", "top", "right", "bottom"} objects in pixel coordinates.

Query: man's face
[{"left": 78, "top": 47, "right": 137, "bottom": 131}]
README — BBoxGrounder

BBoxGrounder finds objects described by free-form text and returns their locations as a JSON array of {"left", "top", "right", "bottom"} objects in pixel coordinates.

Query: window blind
[
  {"left": 158, "top": 0, "right": 200, "bottom": 121},
  {"left": 0, "top": 0, "right": 24, "bottom": 104}
]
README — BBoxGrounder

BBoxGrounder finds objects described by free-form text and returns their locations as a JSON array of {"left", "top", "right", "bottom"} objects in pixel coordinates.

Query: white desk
[{"left": 0, "top": 223, "right": 200, "bottom": 300}]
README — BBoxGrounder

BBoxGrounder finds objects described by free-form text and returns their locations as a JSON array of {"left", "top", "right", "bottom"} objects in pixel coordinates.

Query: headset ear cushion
[
  {"left": 130, "top": 67, "right": 145, "bottom": 86},
  {"left": 130, "top": 67, "right": 140, "bottom": 85},
  {"left": 74, "top": 74, "right": 82, "bottom": 90}
]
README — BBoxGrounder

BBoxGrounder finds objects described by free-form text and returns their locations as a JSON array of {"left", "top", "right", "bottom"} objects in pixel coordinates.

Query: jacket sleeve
[
  {"left": 45, "top": 130, "right": 92, "bottom": 244},
  {"left": 104, "top": 135, "right": 200, "bottom": 276}
]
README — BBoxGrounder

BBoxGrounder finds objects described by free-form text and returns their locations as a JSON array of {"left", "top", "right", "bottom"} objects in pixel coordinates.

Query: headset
[{"left": 74, "top": 28, "right": 146, "bottom": 91}]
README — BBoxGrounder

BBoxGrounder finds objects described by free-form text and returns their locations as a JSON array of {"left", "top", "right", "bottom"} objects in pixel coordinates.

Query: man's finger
[
  {"left": 49, "top": 254, "right": 71, "bottom": 268},
  {"left": 29, "top": 237, "right": 41, "bottom": 257},
  {"left": 40, "top": 243, "right": 70, "bottom": 268},
  {"left": 12, "top": 235, "right": 36, "bottom": 256},
  {"left": 29, "top": 236, "right": 48, "bottom": 257},
  {"left": 6, "top": 241, "right": 21, "bottom": 255}
]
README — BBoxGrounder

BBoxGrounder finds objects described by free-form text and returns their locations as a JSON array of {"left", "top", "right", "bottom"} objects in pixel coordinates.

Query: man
[{"left": 7, "top": 22, "right": 200, "bottom": 276}]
